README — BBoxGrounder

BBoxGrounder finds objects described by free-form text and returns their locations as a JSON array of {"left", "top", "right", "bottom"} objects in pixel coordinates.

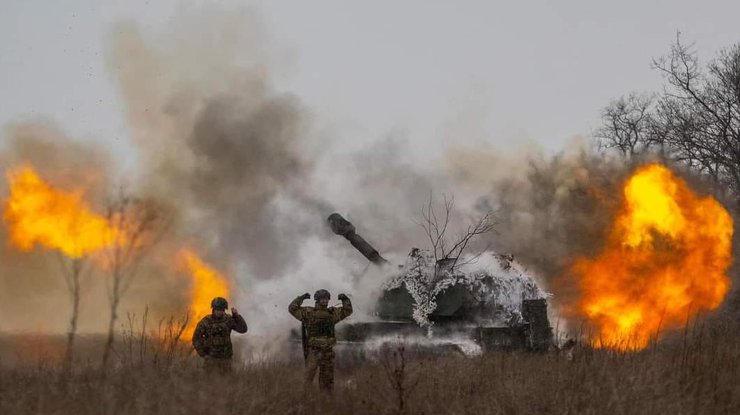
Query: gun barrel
[{"left": 328, "top": 213, "right": 388, "bottom": 266}]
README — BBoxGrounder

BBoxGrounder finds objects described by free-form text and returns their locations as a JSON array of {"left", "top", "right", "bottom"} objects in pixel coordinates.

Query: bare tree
[
  {"left": 596, "top": 93, "right": 657, "bottom": 158},
  {"left": 100, "top": 191, "right": 167, "bottom": 367},
  {"left": 416, "top": 193, "right": 497, "bottom": 274},
  {"left": 598, "top": 34, "right": 740, "bottom": 204},
  {"left": 58, "top": 254, "right": 90, "bottom": 374},
  {"left": 51, "top": 209, "right": 104, "bottom": 374},
  {"left": 651, "top": 36, "right": 740, "bottom": 197},
  {"left": 417, "top": 193, "right": 454, "bottom": 265}
]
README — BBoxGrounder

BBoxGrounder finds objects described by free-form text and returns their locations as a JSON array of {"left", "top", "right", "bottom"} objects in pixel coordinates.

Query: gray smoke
[
  {"left": 1, "top": 5, "right": 664, "bottom": 344},
  {"left": 108, "top": 7, "right": 331, "bottom": 280},
  {"left": 106, "top": 4, "right": 641, "bottom": 336},
  {"left": 445, "top": 143, "right": 635, "bottom": 311}
]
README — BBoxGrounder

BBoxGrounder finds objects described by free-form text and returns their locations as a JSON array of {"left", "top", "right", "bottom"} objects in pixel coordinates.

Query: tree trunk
[
  {"left": 102, "top": 288, "right": 120, "bottom": 367},
  {"left": 63, "top": 260, "right": 82, "bottom": 374}
]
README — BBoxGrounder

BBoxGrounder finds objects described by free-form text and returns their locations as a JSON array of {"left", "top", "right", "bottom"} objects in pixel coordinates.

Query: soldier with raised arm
[
  {"left": 289, "top": 289, "right": 352, "bottom": 392},
  {"left": 192, "top": 297, "right": 248, "bottom": 373}
]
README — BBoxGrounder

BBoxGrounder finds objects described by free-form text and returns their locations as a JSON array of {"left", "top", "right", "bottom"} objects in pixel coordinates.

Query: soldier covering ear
[{"left": 192, "top": 296, "right": 248, "bottom": 372}]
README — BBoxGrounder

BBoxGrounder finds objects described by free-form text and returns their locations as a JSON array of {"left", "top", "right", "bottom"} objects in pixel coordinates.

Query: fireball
[
  {"left": 573, "top": 164, "right": 733, "bottom": 350},
  {"left": 3, "top": 165, "right": 118, "bottom": 258}
]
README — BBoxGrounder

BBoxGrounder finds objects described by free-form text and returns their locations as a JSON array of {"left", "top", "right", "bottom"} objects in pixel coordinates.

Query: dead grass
[{"left": 1, "top": 319, "right": 740, "bottom": 415}]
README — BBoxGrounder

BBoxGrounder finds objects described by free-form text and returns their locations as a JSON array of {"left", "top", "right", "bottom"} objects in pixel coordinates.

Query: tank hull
[
  {"left": 321, "top": 213, "right": 554, "bottom": 357},
  {"left": 290, "top": 298, "right": 553, "bottom": 359}
]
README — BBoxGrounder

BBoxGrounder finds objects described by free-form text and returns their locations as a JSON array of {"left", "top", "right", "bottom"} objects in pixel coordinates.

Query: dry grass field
[{"left": 1, "top": 315, "right": 740, "bottom": 415}]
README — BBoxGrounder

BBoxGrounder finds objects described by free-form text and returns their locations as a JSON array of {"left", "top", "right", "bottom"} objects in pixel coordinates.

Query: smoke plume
[
  {"left": 108, "top": 8, "right": 329, "bottom": 280},
  {"left": 447, "top": 145, "right": 632, "bottom": 308},
  {"left": 6, "top": 4, "right": 732, "bottom": 356}
]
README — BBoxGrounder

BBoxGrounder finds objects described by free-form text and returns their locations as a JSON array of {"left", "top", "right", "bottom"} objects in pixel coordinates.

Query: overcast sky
[{"left": 2, "top": 0, "right": 740, "bottom": 163}]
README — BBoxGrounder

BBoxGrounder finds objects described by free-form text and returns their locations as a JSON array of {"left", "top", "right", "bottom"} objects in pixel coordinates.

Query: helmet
[
  {"left": 314, "top": 289, "right": 330, "bottom": 301},
  {"left": 211, "top": 297, "right": 228, "bottom": 311}
]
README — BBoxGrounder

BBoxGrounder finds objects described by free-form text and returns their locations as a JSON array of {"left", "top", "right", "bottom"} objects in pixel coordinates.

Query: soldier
[
  {"left": 289, "top": 289, "right": 352, "bottom": 392},
  {"left": 192, "top": 297, "right": 248, "bottom": 373}
]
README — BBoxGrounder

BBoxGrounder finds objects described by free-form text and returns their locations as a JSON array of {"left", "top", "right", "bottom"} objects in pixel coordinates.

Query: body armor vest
[{"left": 307, "top": 308, "right": 335, "bottom": 338}]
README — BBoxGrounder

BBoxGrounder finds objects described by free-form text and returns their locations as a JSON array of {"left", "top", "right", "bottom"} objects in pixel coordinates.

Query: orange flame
[
  {"left": 178, "top": 249, "right": 231, "bottom": 340},
  {"left": 3, "top": 165, "right": 117, "bottom": 258},
  {"left": 572, "top": 164, "right": 733, "bottom": 350},
  {"left": 3, "top": 164, "right": 234, "bottom": 344}
]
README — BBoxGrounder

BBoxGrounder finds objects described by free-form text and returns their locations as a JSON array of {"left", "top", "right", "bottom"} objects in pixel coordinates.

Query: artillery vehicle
[{"left": 321, "top": 213, "right": 554, "bottom": 356}]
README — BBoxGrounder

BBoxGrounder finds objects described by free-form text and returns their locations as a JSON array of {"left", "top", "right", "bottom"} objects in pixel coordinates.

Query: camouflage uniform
[
  {"left": 192, "top": 313, "right": 248, "bottom": 372},
  {"left": 289, "top": 294, "right": 352, "bottom": 391}
]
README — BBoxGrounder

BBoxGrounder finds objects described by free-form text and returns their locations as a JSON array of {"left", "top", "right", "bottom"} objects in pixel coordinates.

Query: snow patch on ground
[{"left": 361, "top": 333, "right": 484, "bottom": 357}]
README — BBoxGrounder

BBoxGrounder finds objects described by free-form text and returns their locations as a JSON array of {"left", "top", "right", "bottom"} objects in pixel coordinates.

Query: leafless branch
[
  {"left": 599, "top": 34, "right": 740, "bottom": 206},
  {"left": 101, "top": 189, "right": 170, "bottom": 367},
  {"left": 415, "top": 193, "right": 497, "bottom": 274}
]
